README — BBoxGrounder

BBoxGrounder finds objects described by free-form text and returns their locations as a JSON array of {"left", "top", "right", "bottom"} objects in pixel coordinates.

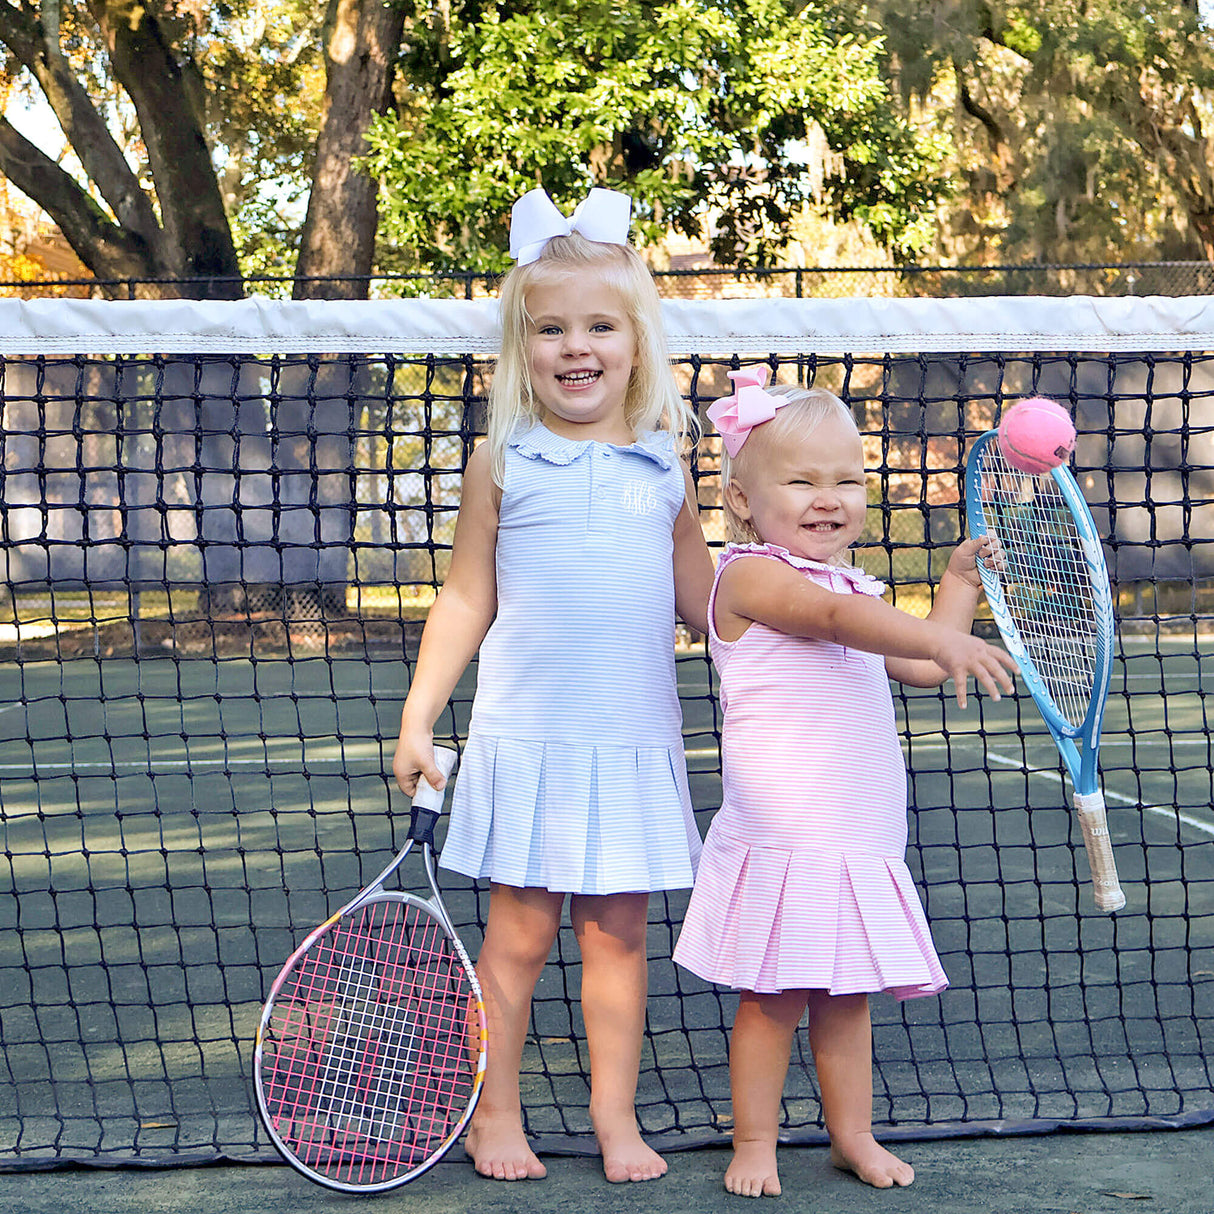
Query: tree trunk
[
  {"left": 89, "top": 0, "right": 244, "bottom": 298},
  {"left": 1186, "top": 211, "right": 1214, "bottom": 263},
  {"left": 0, "top": 118, "right": 155, "bottom": 282},
  {"left": 293, "top": 0, "right": 406, "bottom": 300},
  {"left": 0, "top": 2, "right": 243, "bottom": 298}
]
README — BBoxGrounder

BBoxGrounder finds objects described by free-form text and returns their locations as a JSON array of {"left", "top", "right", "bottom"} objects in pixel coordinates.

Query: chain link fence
[{"left": 4, "top": 261, "right": 1214, "bottom": 301}]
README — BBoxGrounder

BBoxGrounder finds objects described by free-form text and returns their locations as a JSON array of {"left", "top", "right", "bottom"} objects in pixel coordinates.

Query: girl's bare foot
[
  {"left": 591, "top": 1109, "right": 667, "bottom": 1182},
  {"left": 464, "top": 1114, "right": 546, "bottom": 1181},
  {"left": 725, "top": 1139, "right": 781, "bottom": 1197},
  {"left": 830, "top": 1132, "right": 914, "bottom": 1188}
]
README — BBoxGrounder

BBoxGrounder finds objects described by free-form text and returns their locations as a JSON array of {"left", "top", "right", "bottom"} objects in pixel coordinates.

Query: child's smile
[
  {"left": 525, "top": 279, "right": 637, "bottom": 441},
  {"left": 728, "top": 412, "right": 868, "bottom": 562},
  {"left": 557, "top": 369, "right": 601, "bottom": 386}
]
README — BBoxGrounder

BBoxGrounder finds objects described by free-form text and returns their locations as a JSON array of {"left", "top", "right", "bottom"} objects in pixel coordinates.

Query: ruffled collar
[
  {"left": 509, "top": 421, "right": 674, "bottom": 470},
  {"left": 722, "top": 541, "right": 887, "bottom": 596}
]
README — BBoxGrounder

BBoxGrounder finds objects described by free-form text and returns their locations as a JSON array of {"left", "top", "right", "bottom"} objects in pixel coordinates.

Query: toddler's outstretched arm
[
  {"left": 885, "top": 536, "right": 1007, "bottom": 702},
  {"left": 392, "top": 443, "right": 500, "bottom": 795},
  {"left": 715, "top": 549, "right": 1015, "bottom": 708}
]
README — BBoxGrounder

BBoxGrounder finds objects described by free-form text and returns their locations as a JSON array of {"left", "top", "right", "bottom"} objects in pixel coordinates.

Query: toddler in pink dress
[{"left": 673, "top": 370, "right": 1014, "bottom": 1196}]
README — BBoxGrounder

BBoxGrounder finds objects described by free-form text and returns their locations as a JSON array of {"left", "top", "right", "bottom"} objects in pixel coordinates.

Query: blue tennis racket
[{"left": 965, "top": 428, "right": 1125, "bottom": 912}]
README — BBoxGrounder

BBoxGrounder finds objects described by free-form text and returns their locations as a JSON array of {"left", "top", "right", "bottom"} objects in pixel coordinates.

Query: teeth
[{"left": 559, "top": 371, "right": 599, "bottom": 384}]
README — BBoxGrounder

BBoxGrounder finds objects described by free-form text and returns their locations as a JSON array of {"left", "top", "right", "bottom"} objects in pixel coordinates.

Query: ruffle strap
[{"left": 718, "top": 541, "right": 887, "bottom": 597}]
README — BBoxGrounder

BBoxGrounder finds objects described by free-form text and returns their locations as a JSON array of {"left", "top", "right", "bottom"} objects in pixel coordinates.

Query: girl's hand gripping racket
[
  {"left": 254, "top": 747, "right": 487, "bottom": 1191},
  {"left": 965, "top": 431, "right": 1125, "bottom": 912}
]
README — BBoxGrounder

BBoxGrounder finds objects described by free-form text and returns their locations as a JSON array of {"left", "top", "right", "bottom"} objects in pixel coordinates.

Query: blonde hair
[
  {"left": 486, "top": 232, "right": 696, "bottom": 482},
  {"left": 720, "top": 384, "right": 863, "bottom": 549}
]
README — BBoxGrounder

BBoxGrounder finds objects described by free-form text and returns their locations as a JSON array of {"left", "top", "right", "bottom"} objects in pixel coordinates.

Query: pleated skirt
[
  {"left": 440, "top": 734, "right": 702, "bottom": 895},
  {"left": 673, "top": 816, "right": 947, "bottom": 1000}
]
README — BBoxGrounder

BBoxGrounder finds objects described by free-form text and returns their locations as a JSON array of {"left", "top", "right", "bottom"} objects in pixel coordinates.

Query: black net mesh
[{"left": 0, "top": 321, "right": 1211, "bottom": 1168}]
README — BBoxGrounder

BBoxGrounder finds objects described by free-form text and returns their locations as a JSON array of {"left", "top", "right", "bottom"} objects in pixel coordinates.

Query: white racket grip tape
[
  {"left": 412, "top": 746, "right": 458, "bottom": 812},
  {"left": 1073, "top": 790, "right": 1126, "bottom": 913}
]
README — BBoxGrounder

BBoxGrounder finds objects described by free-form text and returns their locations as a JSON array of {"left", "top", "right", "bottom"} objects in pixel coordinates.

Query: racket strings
[
  {"left": 976, "top": 446, "right": 1099, "bottom": 729},
  {"left": 260, "top": 899, "right": 478, "bottom": 1186}
]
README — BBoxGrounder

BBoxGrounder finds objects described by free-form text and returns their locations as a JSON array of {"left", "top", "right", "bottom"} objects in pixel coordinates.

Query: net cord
[{"left": 3, "top": 294, "right": 1214, "bottom": 355}]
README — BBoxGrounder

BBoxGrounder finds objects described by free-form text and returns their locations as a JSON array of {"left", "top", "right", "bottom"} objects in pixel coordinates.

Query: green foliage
[
  {"left": 1001, "top": 9, "right": 1042, "bottom": 58},
  {"left": 198, "top": 0, "right": 326, "bottom": 272},
  {"left": 872, "top": 0, "right": 1214, "bottom": 264},
  {"left": 229, "top": 184, "right": 308, "bottom": 293},
  {"left": 203, "top": 1, "right": 325, "bottom": 190},
  {"left": 363, "top": 0, "right": 948, "bottom": 271}
]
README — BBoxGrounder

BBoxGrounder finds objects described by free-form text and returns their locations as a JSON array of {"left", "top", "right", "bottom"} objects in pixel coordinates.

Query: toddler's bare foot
[
  {"left": 465, "top": 1113, "right": 546, "bottom": 1181},
  {"left": 591, "top": 1109, "right": 667, "bottom": 1182},
  {"left": 830, "top": 1132, "right": 914, "bottom": 1188},
  {"left": 725, "top": 1139, "right": 781, "bottom": 1197}
]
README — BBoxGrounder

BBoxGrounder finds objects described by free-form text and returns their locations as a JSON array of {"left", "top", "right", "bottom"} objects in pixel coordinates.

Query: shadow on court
[
  {"left": 4, "top": 643, "right": 1213, "bottom": 1190},
  {"left": 3, "top": 1128, "right": 1212, "bottom": 1213}
]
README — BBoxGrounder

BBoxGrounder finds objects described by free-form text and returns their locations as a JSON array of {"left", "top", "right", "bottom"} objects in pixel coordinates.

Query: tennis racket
[
  {"left": 254, "top": 747, "right": 486, "bottom": 1191},
  {"left": 965, "top": 430, "right": 1125, "bottom": 913}
]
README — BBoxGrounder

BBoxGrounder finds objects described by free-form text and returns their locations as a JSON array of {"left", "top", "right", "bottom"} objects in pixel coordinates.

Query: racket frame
[
  {"left": 253, "top": 748, "right": 487, "bottom": 1192},
  {"left": 965, "top": 431, "right": 1125, "bottom": 911}
]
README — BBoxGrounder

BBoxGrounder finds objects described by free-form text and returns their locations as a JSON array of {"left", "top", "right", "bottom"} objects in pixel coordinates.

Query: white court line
[
  {"left": 1123, "top": 634, "right": 1214, "bottom": 644},
  {"left": 6, "top": 745, "right": 1210, "bottom": 836},
  {"left": 10, "top": 736, "right": 1205, "bottom": 766},
  {"left": 905, "top": 735, "right": 1210, "bottom": 751},
  {"left": 0, "top": 755, "right": 383, "bottom": 774},
  {"left": 687, "top": 737, "right": 1209, "bottom": 755},
  {"left": 1120, "top": 672, "right": 1206, "bottom": 681},
  {"left": 981, "top": 751, "right": 1214, "bottom": 839}
]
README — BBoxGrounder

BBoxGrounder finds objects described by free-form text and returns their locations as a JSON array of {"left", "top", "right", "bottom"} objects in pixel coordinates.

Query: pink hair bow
[
  {"left": 509, "top": 187, "right": 633, "bottom": 265},
  {"left": 706, "top": 366, "right": 777, "bottom": 457}
]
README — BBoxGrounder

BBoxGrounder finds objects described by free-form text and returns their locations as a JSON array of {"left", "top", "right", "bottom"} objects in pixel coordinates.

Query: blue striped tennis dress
[{"left": 440, "top": 421, "right": 702, "bottom": 895}]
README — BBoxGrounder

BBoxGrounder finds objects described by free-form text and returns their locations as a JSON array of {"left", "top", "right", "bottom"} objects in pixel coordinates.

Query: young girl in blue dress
[{"left": 392, "top": 187, "right": 714, "bottom": 1183}]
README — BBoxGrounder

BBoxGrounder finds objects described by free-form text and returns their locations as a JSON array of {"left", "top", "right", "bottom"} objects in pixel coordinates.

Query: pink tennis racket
[{"left": 254, "top": 748, "right": 486, "bottom": 1191}]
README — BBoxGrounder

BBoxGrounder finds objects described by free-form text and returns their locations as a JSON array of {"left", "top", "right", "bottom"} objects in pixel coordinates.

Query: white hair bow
[{"left": 509, "top": 187, "right": 633, "bottom": 265}]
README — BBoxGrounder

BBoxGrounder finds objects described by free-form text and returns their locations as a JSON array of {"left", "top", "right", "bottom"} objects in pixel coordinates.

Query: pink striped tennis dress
[{"left": 672, "top": 543, "right": 947, "bottom": 1000}]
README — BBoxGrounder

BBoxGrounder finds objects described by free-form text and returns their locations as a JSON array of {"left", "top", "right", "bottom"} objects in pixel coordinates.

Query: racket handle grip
[
  {"left": 1073, "top": 790, "right": 1126, "bottom": 913},
  {"left": 412, "top": 746, "right": 458, "bottom": 812}
]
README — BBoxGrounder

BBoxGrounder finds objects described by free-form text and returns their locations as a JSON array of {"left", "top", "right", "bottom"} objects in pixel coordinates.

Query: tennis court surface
[
  {"left": 1, "top": 295, "right": 1211, "bottom": 1188},
  {"left": 4, "top": 1129, "right": 1211, "bottom": 1213}
]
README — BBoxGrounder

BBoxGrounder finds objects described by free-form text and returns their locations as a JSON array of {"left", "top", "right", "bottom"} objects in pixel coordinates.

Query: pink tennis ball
[{"left": 997, "top": 397, "right": 1077, "bottom": 475}]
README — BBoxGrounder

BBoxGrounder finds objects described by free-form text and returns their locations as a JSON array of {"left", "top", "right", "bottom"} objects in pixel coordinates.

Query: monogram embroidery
[{"left": 620, "top": 482, "right": 658, "bottom": 515}]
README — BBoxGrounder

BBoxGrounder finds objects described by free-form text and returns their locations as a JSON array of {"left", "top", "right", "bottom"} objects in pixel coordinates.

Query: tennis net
[{"left": 0, "top": 294, "right": 1211, "bottom": 1168}]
